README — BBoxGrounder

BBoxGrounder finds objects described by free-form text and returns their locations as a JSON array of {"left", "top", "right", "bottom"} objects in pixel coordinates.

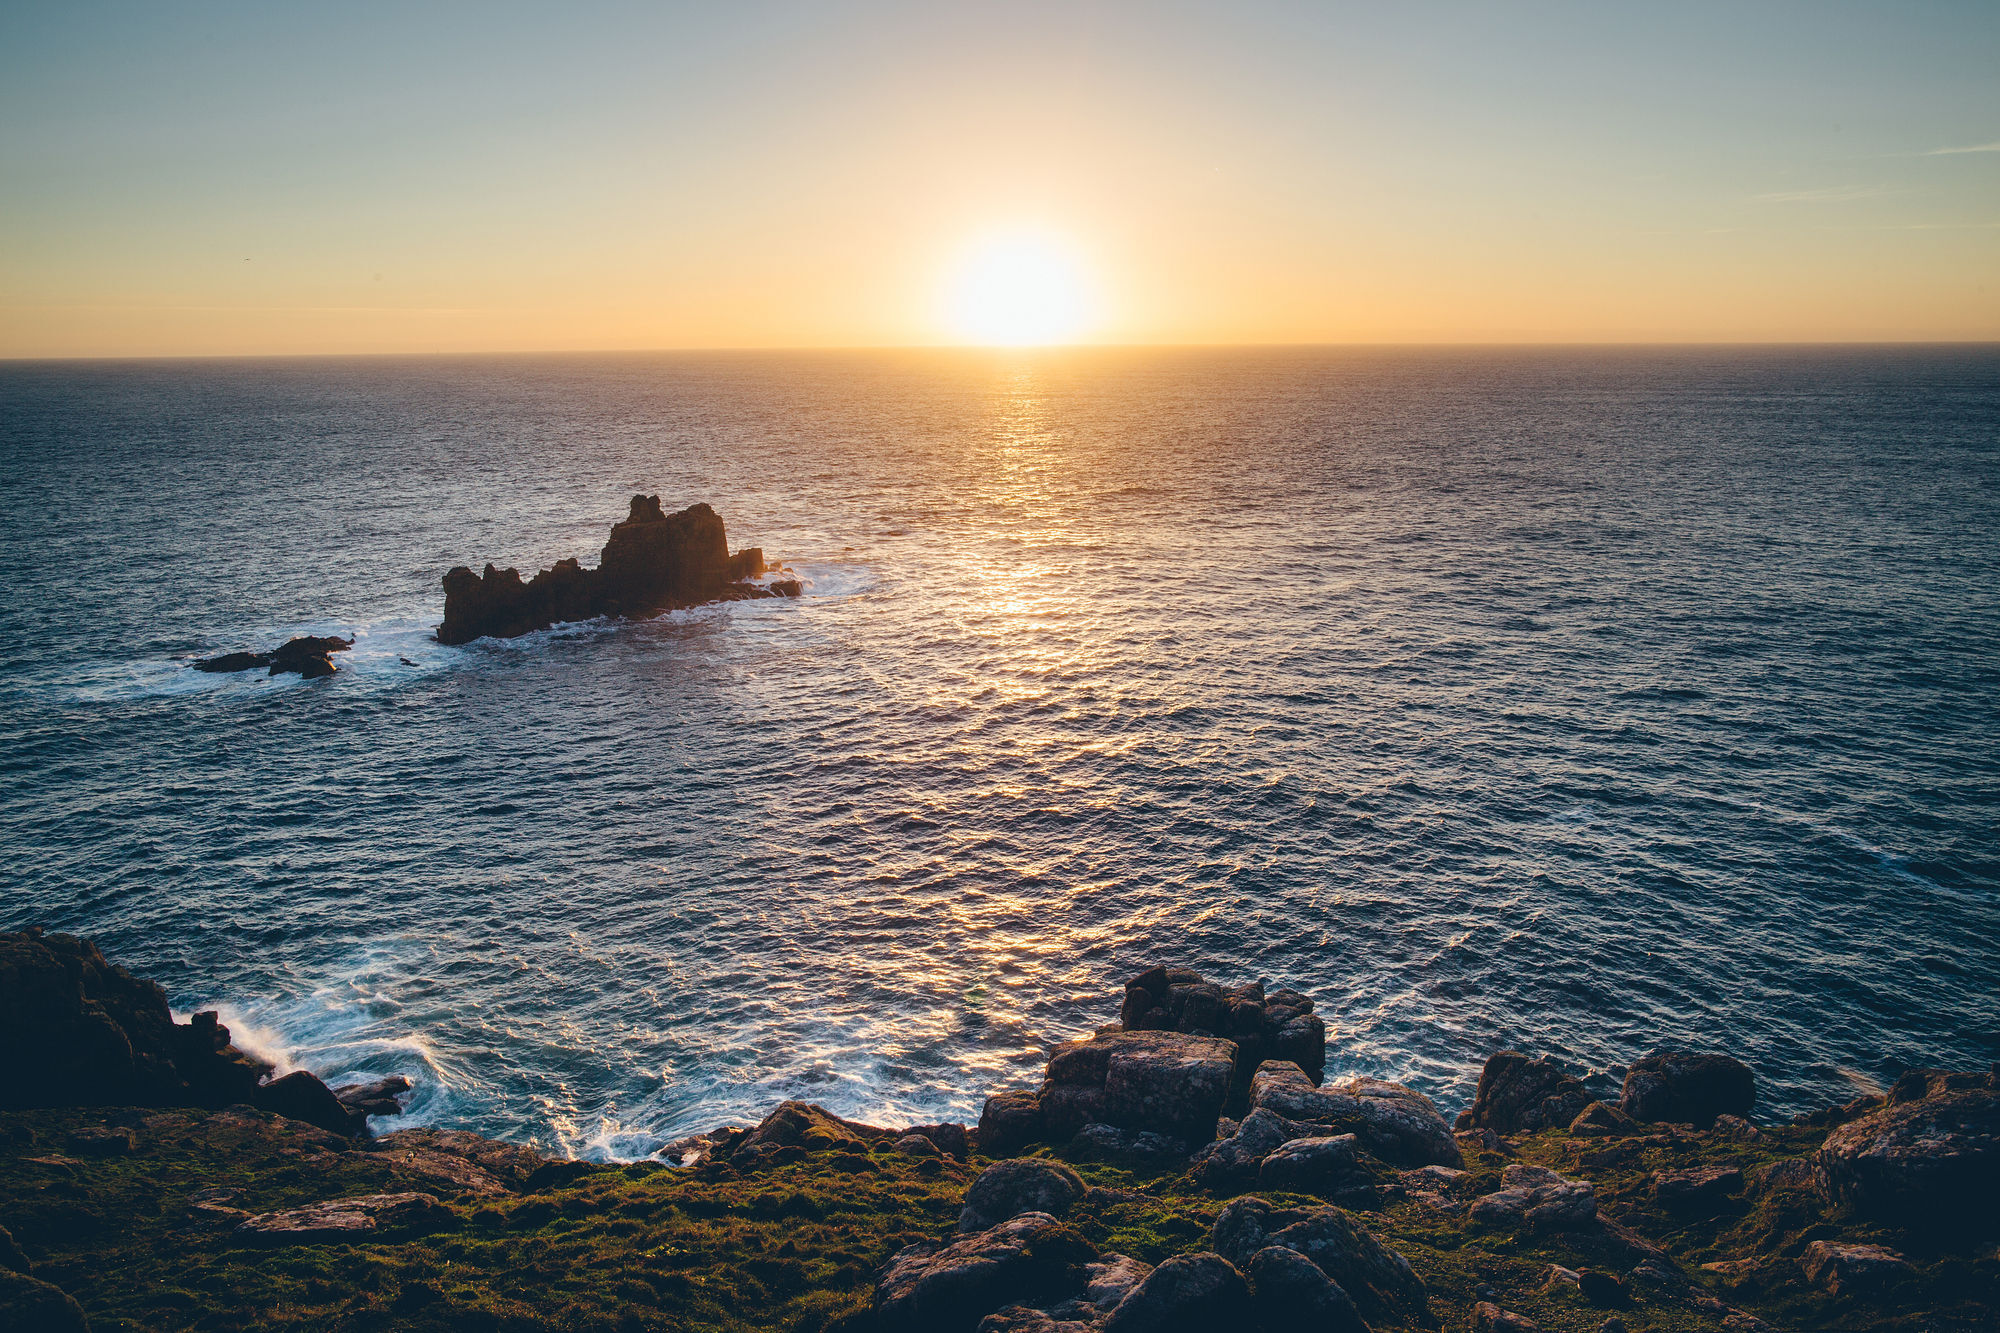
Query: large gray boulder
[
  {"left": 1040, "top": 1030, "right": 1237, "bottom": 1143},
  {"left": 1209, "top": 1196, "right": 1427, "bottom": 1324},
  {"left": 959, "top": 1158, "right": 1088, "bottom": 1233},
  {"left": 1816, "top": 1068, "right": 1998, "bottom": 1223},
  {"left": 1459, "top": 1051, "right": 1591, "bottom": 1133},
  {"left": 1246, "top": 1244, "right": 1367, "bottom": 1332},
  {"left": 1250, "top": 1061, "right": 1462, "bottom": 1167},
  {"left": 1257, "top": 1133, "right": 1372, "bottom": 1200},
  {"left": 1100, "top": 1252, "right": 1249, "bottom": 1333},
  {"left": 877, "top": 1212, "right": 1099, "bottom": 1333},
  {"left": 1617, "top": 1050, "right": 1755, "bottom": 1127},
  {"left": 1190, "top": 1107, "right": 1314, "bottom": 1188}
]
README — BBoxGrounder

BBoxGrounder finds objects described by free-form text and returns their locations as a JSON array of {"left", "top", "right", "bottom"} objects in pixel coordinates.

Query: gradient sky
[{"left": 2, "top": 0, "right": 1996, "bottom": 355}]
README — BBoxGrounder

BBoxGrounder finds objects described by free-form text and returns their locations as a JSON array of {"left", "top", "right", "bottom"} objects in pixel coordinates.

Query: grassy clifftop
[{"left": 3, "top": 1095, "right": 1992, "bottom": 1332}]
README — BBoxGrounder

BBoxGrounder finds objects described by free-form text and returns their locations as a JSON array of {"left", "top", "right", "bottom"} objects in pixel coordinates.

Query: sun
[{"left": 944, "top": 230, "right": 1095, "bottom": 346}]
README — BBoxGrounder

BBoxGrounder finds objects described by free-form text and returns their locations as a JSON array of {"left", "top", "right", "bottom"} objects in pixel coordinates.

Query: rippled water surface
[{"left": 3, "top": 347, "right": 1997, "bottom": 1157}]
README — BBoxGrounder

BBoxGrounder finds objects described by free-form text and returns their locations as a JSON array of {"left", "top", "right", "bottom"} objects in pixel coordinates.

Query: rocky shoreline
[{"left": 2, "top": 929, "right": 1994, "bottom": 1332}]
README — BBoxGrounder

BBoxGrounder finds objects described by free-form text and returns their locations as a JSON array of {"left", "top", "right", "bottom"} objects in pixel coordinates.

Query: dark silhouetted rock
[
  {"left": 1461, "top": 1051, "right": 1592, "bottom": 1133},
  {"left": 0, "top": 928, "right": 271, "bottom": 1112},
  {"left": 875, "top": 1211, "right": 1098, "bottom": 1333},
  {"left": 1576, "top": 1268, "right": 1630, "bottom": 1308},
  {"left": 254, "top": 1070, "right": 360, "bottom": 1136},
  {"left": 439, "top": 496, "right": 785, "bottom": 645},
  {"left": 1815, "top": 1068, "right": 1998, "bottom": 1222},
  {"left": 959, "top": 1158, "right": 1087, "bottom": 1233},
  {"left": 1250, "top": 1060, "right": 1462, "bottom": 1167},
  {"left": 196, "top": 635, "right": 353, "bottom": 678},
  {"left": 1040, "top": 1030, "right": 1237, "bottom": 1143},
  {"left": 1246, "top": 1244, "right": 1366, "bottom": 1332},
  {"left": 1100, "top": 1252, "right": 1249, "bottom": 1333},
  {"left": 193, "top": 650, "right": 270, "bottom": 673},
  {"left": 1617, "top": 1050, "right": 1755, "bottom": 1127}
]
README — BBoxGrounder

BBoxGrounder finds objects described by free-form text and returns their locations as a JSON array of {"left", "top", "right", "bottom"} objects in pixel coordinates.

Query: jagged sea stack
[{"left": 438, "top": 496, "right": 793, "bottom": 645}]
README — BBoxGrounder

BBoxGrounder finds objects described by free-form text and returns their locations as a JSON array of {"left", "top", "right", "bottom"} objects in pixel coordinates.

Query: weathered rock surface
[
  {"left": 1471, "top": 1301, "right": 1540, "bottom": 1332},
  {"left": 733, "top": 1100, "right": 890, "bottom": 1166},
  {"left": 439, "top": 496, "right": 792, "bottom": 645},
  {"left": 1246, "top": 1244, "right": 1366, "bottom": 1332},
  {"left": 194, "top": 634, "right": 354, "bottom": 678},
  {"left": 1209, "top": 1196, "right": 1428, "bottom": 1324},
  {"left": 235, "top": 1191, "right": 448, "bottom": 1242},
  {"left": 1249, "top": 1060, "right": 1463, "bottom": 1167},
  {"left": 1815, "top": 1068, "right": 1998, "bottom": 1222},
  {"left": 1039, "top": 1030, "right": 1237, "bottom": 1144},
  {"left": 367, "top": 1127, "right": 582, "bottom": 1195},
  {"left": 252, "top": 1071, "right": 358, "bottom": 1137},
  {"left": 0, "top": 928, "right": 274, "bottom": 1112},
  {"left": 875, "top": 1212, "right": 1098, "bottom": 1333},
  {"left": 1118, "top": 966, "right": 1326, "bottom": 1084},
  {"left": 1568, "top": 1100, "right": 1637, "bottom": 1136},
  {"left": 1099, "top": 1252, "right": 1249, "bottom": 1332},
  {"left": 959, "top": 1158, "right": 1088, "bottom": 1233},
  {"left": 1652, "top": 1165, "right": 1742, "bottom": 1212},
  {"left": 1067, "top": 1122, "right": 1187, "bottom": 1166},
  {"left": 979, "top": 1090, "right": 1046, "bottom": 1156},
  {"left": 1459, "top": 1051, "right": 1593, "bottom": 1134},
  {"left": 1257, "top": 1134, "right": 1373, "bottom": 1200},
  {"left": 1470, "top": 1164, "right": 1599, "bottom": 1233},
  {"left": 1617, "top": 1050, "right": 1755, "bottom": 1127},
  {"left": 1799, "top": 1240, "right": 1914, "bottom": 1296}
]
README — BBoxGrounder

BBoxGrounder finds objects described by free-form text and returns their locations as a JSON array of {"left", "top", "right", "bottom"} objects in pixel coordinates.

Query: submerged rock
[{"left": 438, "top": 496, "right": 791, "bottom": 645}]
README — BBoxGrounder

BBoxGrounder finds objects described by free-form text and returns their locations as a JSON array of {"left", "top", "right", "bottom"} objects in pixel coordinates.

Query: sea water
[{"left": 3, "top": 346, "right": 1996, "bottom": 1158}]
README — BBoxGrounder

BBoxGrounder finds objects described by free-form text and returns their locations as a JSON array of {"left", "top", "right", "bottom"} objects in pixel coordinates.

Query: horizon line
[{"left": 5, "top": 336, "right": 2000, "bottom": 365}]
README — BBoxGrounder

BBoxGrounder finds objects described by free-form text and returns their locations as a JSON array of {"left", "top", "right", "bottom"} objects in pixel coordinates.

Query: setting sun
[{"left": 943, "top": 231, "right": 1096, "bottom": 346}]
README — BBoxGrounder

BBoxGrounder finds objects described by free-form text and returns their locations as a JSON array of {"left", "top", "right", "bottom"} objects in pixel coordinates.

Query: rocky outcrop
[
  {"left": 1208, "top": 1196, "right": 1429, "bottom": 1325},
  {"left": 1119, "top": 966, "right": 1326, "bottom": 1084},
  {"left": 194, "top": 635, "right": 354, "bottom": 678},
  {"left": 1038, "top": 1031, "right": 1237, "bottom": 1145},
  {"left": 0, "top": 929, "right": 272, "bottom": 1111},
  {"left": 1617, "top": 1050, "right": 1755, "bottom": 1127},
  {"left": 1815, "top": 1068, "right": 1998, "bottom": 1223},
  {"left": 1459, "top": 1051, "right": 1592, "bottom": 1134},
  {"left": 1799, "top": 1240, "right": 1914, "bottom": 1296},
  {"left": 1098, "top": 1252, "right": 1249, "bottom": 1331},
  {"left": 1249, "top": 1060, "right": 1463, "bottom": 1167},
  {"left": 438, "top": 496, "right": 795, "bottom": 645},
  {"left": 875, "top": 1212, "right": 1098, "bottom": 1333}
]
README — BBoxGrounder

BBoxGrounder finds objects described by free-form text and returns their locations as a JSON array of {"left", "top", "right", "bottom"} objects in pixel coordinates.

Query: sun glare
[{"left": 944, "top": 231, "right": 1094, "bottom": 346}]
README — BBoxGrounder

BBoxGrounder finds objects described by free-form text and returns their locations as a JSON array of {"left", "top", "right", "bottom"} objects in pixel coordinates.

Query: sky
[{"left": 1, "top": 0, "right": 1996, "bottom": 356}]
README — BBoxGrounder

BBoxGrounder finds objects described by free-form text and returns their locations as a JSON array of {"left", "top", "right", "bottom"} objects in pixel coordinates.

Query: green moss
[{"left": 2, "top": 1107, "right": 1994, "bottom": 1332}]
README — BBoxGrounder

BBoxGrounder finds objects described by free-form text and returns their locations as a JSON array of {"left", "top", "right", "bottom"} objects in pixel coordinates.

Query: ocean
[{"left": 2, "top": 345, "right": 1996, "bottom": 1159}]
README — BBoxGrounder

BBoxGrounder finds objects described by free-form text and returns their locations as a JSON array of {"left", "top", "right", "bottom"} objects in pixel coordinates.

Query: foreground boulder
[
  {"left": 1249, "top": 1061, "right": 1462, "bottom": 1167},
  {"left": 1469, "top": 1164, "right": 1599, "bottom": 1233},
  {"left": 1459, "top": 1051, "right": 1592, "bottom": 1134},
  {"left": 1815, "top": 1068, "right": 1998, "bottom": 1223},
  {"left": 195, "top": 634, "right": 353, "bottom": 678},
  {"left": 1210, "top": 1197, "right": 1427, "bottom": 1323},
  {"left": 439, "top": 496, "right": 794, "bottom": 645},
  {"left": 0, "top": 1269, "right": 89, "bottom": 1333},
  {"left": 1038, "top": 1030, "right": 1237, "bottom": 1144},
  {"left": 235, "top": 1191, "right": 448, "bottom": 1243},
  {"left": 1099, "top": 1252, "right": 1249, "bottom": 1332},
  {"left": 1118, "top": 966, "right": 1326, "bottom": 1083},
  {"left": 875, "top": 1212, "right": 1098, "bottom": 1333},
  {"left": 1799, "top": 1240, "right": 1915, "bottom": 1296},
  {"left": 1617, "top": 1050, "right": 1755, "bottom": 1127},
  {"left": 959, "top": 1158, "right": 1087, "bottom": 1233}
]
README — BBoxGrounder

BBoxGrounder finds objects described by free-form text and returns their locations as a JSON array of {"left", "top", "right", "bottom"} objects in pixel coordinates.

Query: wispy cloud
[
  {"left": 1754, "top": 185, "right": 1896, "bottom": 204},
  {"left": 1925, "top": 141, "right": 2000, "bottom": 155}
]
